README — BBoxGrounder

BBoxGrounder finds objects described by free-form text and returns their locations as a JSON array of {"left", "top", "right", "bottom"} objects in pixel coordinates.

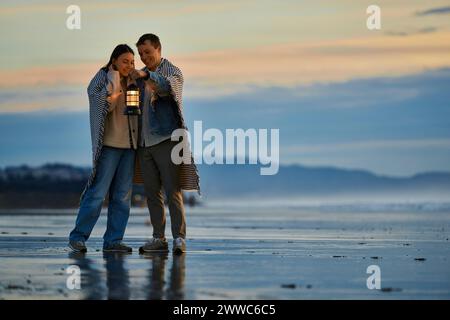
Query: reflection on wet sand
[
  {"left": 68, "top": 252, "right": 185, "bottom": 300},
  {"left": 68, "top": 252, "right": 103, "bottom": 300},
  {"left": 103, "top": 252, "right": 131, "bottom": 300},
  {"left": 141, "top": 252, "right": 185, "bottom": 300},
  {"left": 167, "top": 254, "right": 186, "bottom": 300}
]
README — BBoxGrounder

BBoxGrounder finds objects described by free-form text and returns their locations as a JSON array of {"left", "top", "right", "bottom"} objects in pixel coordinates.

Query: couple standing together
[{"left": 68, "top": 34, "right": 200, "bottom": 255}]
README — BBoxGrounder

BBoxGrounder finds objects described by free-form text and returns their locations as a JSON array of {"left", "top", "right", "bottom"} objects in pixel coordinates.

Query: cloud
[
  {"left": 178, "top": 31, "right": 450, "bottom": 98},
  {"left": 0, "top": 63, "right": 100, "bottom": 88},
  {"left": 416, "top": 6, "right": 450, "bottom": 16},
  {"left": 0, "top": 1, "right": 134, "bottom": 16},
  {"left": 385, "top": 27, "right": 438, "bottom": 37},
  {"left": 1, "top": 31, "right": 450, "bottom": 110},
  {"left": 0, "top": 31, "right": 450, "bottom": 112},
  {"left": 0, "top": 87, "right": 87, "bottom": 113},
  {"left": 127, "top": 1, "right": 254, "bottom": 19},
  {"left": 179, "top": 33, "right": 450, "bottom": 85}
]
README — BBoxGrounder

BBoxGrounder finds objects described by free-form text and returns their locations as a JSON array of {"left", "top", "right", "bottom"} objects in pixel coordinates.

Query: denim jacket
[{"left": 137, "top": 71, "right": 182, "bottom": 143}]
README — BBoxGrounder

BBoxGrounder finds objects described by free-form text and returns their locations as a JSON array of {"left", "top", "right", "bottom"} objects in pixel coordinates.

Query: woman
[{"left": 68, "top": 44, "right": 139, "bottom": 253}]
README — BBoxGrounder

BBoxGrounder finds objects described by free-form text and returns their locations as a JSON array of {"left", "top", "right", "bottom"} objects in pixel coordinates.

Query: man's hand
[
  {"left": 148, "top": 81, "right": 158, "bottom": 92},
  {"left": 129, "top": 69, "right": 148, "bottom": 80}
]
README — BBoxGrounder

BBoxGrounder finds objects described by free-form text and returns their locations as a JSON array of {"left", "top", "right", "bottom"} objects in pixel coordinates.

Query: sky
[{"left": 1, "top": 0, "right": 450, "bottom": 176}]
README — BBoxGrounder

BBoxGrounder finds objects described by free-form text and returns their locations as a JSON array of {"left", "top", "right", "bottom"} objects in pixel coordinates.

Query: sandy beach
[{"left": 0, "top": 202, "right": 449, "bottom": 300}]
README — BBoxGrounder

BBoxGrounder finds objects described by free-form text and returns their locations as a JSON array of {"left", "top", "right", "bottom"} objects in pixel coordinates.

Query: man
[{"left": 131, "top": 34, "right": 200, "bottom": 255}]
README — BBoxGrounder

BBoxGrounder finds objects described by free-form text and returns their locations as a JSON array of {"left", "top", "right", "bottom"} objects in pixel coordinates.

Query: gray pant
[{"left": 138, "top": 139, "right": 186, "bottom": 239}]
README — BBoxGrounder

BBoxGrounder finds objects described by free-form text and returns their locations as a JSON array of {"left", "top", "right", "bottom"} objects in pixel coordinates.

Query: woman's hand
[{"left": 108, "top": 64, "right": 118, "bottom": 72}]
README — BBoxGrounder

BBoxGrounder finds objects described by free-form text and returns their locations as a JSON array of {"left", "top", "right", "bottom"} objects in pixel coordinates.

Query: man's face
[{"left": 137, "top": 40, "right": 161, "bottom": 71}]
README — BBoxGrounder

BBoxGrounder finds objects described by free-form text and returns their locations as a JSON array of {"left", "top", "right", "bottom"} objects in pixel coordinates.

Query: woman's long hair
[{"left": 101, "top": 44, "right": 134, "bottom": 72}]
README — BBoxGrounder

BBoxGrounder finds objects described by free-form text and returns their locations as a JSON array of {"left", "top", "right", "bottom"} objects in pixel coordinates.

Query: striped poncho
[
  {"left": 80, "top": 59, "right": 200, "bottom": 202},
  {"left": 135, "top": 58, "right": 201, "bottom": 193}
]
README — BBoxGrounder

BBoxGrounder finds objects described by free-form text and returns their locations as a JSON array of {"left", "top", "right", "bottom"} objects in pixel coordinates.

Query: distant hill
[
  {"left": 0, "top": 164, "right": 89, "bottom": 209},
  {"left": 0, "top": 163, "right": 449, "bottom": 208},
  {"left": 196, "top": 163, "right": 450, "bottom": 198}
]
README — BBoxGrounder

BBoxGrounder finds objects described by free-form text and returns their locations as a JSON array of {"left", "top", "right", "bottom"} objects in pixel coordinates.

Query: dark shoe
[
  {"left": 139, "top": 238, "right": 169, "bottom": 254},
  {"left": 103, "top": 242, "right": 132, "bottom": 253},
  {"left": 69, "top": 240, "right": 87, "bottom": 253},
  {"left": 173, "top": 237, "right": 186, "bottom": 254}
]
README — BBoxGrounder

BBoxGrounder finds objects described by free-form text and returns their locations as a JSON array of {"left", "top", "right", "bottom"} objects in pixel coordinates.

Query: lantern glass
[{"left": 124, "top": 84, "right": 141, "bottom": 115}]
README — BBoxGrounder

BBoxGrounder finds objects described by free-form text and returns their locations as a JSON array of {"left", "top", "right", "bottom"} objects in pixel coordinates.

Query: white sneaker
[{"left": 173, "top": 237, "right": 186, "bottom": 254}]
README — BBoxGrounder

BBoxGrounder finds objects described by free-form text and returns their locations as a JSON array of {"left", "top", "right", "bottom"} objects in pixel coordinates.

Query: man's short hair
[{"left": 136, "top": 33, "right": 161, "bottom": 50}]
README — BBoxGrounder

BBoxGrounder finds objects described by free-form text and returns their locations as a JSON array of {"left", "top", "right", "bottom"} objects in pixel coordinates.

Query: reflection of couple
[
  {"left": 105, "top": 252, "right": 185, "bottom": 300},
  {"left": 142, "top": 253, "right": 186, "bottom": 300},
  {"left": 68, "top": 34, "right": 200, "bottom": 254},
  {"left": 69, "top": 252, "right": 185, "bottom": 300}
]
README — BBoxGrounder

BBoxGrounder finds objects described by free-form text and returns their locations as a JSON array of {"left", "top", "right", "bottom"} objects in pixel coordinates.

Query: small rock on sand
[
  {"left": 7, "top": 284, "right": 30, "bottom": 291},
  {"left": 381, "top": 287, "right": 402, "bottom": 292},
  {"left": 414, "top": 258, "right": 426, "bottom": 261}
]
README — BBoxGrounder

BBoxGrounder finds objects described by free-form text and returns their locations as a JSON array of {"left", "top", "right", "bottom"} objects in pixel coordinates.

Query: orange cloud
[
  {"left": 177, "top": 31, "right": 450, "bottom": 87},
  {"left": 1, "top": 31, "right": 450, "bottom": 100},
  {"left": 0, "top": 63, "right": 100, "bottom": 88}
]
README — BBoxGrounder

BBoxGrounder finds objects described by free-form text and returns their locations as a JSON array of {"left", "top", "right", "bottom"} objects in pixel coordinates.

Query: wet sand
[{"left": 0, "top": 204, "right": 449, "bottom": 299}]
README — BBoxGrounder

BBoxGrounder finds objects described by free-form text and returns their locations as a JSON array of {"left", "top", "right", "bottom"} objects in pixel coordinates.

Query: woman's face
[{"left": 112, "top": 52, "right": 135, "bottom": 77}]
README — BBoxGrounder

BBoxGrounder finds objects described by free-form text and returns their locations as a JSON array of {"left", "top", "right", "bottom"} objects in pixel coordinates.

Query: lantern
[{"left": 124, "top": 83, "right": 141, "bottom": 115}]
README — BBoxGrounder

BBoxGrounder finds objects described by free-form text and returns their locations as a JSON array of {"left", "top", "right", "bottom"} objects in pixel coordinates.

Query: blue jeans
[{"left": 69, "top": 146, "right": 135, "bottom": 248}]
